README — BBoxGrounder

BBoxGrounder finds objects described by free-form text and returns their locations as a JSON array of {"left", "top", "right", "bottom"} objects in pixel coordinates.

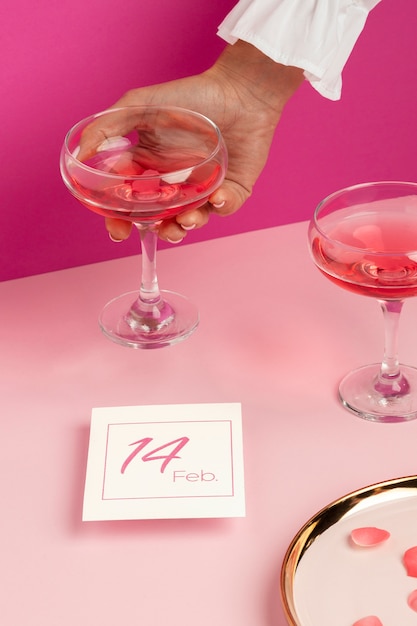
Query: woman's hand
[{"left": 95, "top": 41, "right": 304, "bottom": 243}]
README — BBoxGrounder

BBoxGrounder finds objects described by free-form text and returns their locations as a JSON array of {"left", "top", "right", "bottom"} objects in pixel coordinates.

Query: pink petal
[
  {"left": 350, "top": 527, "right": 390, "bottom": 547},
  {"left": 408, "top": 589, "right": 417, "bottom": 612},
  {"left": 404, "top": 546, "right": 417, "bottom": 577},
  {"left": 132, "top": 170, "right": 161, "bottom": 194},
  {"left": 352, "top": 617, "right": 383, "bottom": 626}
]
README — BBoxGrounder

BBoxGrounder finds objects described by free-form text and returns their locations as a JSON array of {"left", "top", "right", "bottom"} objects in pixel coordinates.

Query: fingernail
[
  {"left": 181, "top": 223, "right": 196, "bottom": 231},
  {"left": 167, "top": 237, "right": 184, "bottom": 244},
  {"left": 98, "top": 136, "right": 131, "bottom": 152},
  {"left": 109, "top": 233, "right": 123, "bottom": 243},
  {"left": 212, "top": 200, "right": 225, "bottom": 209}
]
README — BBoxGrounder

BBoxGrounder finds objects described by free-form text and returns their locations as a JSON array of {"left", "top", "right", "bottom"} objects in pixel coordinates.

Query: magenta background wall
[{"left": 1, "top": 0, "right": 416, "bottom": 282}]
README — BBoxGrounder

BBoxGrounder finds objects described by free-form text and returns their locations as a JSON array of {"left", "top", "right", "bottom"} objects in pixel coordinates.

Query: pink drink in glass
[
  {"left": 70, "top": 146, "right": 223, "bottom": 223},
  {"left": 311, "top": 207, "right": 417, "bottom": 299}
]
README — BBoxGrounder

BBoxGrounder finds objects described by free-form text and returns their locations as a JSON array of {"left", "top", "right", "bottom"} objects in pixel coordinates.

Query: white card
[{"left": 83, "top": 403, "right": 245, "bottom": 520}]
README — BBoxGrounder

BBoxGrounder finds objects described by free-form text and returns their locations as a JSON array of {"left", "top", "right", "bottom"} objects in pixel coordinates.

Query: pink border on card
[{"left": 101, "top": 420, "right": 235, "bottom": 501}]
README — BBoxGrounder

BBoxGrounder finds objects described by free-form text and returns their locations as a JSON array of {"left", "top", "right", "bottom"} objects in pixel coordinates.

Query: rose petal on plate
[
  {"left": 350, "top": 527, "right": 390, "bottom": 547},
  {"left": 408, "top": 589, "right": 417, "bottom": 612},
  {"left": 352, "top": 615, "right": 384, "bottom": 626},
  {"left": 404, "top": 546, "right": 417, "bottom": 577},
  {"left": 352, "top": 617, "right": 383, "bottom": 626}
]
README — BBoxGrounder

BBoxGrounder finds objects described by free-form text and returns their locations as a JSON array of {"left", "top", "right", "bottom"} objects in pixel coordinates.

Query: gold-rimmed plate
[{"left": 281, "top": 476, "right": 417, "bottom": 625}]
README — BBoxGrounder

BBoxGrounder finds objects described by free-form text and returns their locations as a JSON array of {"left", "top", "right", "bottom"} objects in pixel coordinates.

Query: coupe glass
[
  {"left": 308, "top": 181, "right": 417, "bottom": 422},
  {"left": 60, "top": 106, "right": 227, "bottom": 348}
]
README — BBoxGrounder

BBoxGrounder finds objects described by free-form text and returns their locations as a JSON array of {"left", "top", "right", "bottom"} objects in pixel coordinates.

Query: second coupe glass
[{"left": 309, "top": 181, "right": 417, "bottom": 422}]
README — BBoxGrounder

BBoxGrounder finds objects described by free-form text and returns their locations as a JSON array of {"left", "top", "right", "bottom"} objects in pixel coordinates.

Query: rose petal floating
[
  {"left": 408, "top": 589, "right": 417, "bottom": 612},
  {"left": 350, "top": 527, "right": 390, "bottom": 547},
  {"left": 352, "top": 617, "right": 383, "bottom": 626},
  {"left": 105, "top": 153, "right": 143, "bottom": 176},
  {"left": 404, "top": 546, "right": 417, "bottom": 577},
  {"left": 132, "top": 170, "right": 161, "bottom": 194}
]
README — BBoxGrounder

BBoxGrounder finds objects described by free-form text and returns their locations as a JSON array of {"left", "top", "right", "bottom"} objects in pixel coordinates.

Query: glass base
[
  {"left": 339, "top": 363, "right": 417, "bottom": 423},
  {"left": 99, "top": 290, "right": 199, "bottom": 349}
]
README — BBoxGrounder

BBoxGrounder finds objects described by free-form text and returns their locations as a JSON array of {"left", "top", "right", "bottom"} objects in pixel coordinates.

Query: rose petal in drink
[
  {"left": 110, "top": 153, "right": 144, "bottom": 177},
  {"left": 350, "top": 527, "right": 390, "bottom": 547},
  {"left": 102, "top": 154, "right": 131, "bottom": 173},
  {"left": 132, "top": 170, "right": 161, "bottom": 195},
  {"left": 408, "top": 589, "right": 417, "bottom": 612},
  {"left": 404, "top": 546, "right": 417, "bottom": 577},
  {"left": 353, "top": 225, "right": 384, "bottom": 249},
  {"left": 352, "top": 617, "right": 383, "bottom": 626}
]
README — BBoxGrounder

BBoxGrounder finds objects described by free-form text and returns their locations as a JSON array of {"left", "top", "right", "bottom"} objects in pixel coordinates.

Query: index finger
[{"left": 76, "top": 107, "right": 143, "bottom": 161}]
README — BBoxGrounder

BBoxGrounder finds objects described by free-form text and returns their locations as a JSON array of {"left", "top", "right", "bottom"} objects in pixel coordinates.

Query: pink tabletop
[{"left": 2, "top": 221, "right": 417, "bottom": 625}]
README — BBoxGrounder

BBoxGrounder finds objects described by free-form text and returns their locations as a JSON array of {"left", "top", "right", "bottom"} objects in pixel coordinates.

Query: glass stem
[
  {"left": 376, "top": 299, "right": 409, "bottom": 395},
  {"left": 379, "top": 300, "right": 402, "bottom": 377},
  {"left": 136, "top": 223, "right": 161, "bottom": 306},
  {"left": 127, "top": 223, "right": 174, "bottom": 332}
]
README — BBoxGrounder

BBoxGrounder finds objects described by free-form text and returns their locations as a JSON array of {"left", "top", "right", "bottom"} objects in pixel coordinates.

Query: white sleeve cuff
[{"left": 217, "top": 0, "right": 382, "bottom": 100}]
